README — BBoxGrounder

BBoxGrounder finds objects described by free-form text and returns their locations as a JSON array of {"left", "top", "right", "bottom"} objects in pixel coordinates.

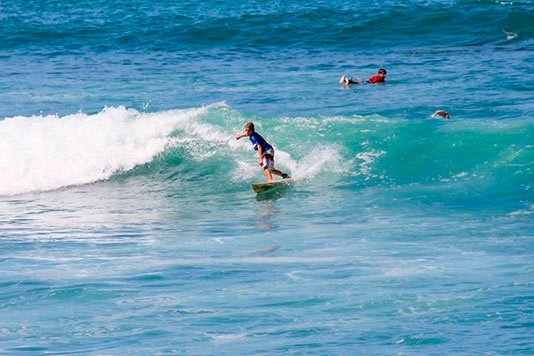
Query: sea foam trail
[{"left": 0, "top": 106, "right": 208, "bottom": 196}]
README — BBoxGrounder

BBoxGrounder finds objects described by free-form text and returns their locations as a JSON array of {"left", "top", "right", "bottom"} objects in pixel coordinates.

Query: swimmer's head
[{"left": 434, "top": 110, "right": 450, "bottom": 120}]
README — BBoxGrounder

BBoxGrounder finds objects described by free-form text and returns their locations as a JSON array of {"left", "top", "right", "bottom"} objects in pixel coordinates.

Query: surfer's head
[
  {"left": 378, "top": 68, "right": 387, "bottom": 76},
  {"left": 244, "top": 122, "right": 255, "bottom": 136}
]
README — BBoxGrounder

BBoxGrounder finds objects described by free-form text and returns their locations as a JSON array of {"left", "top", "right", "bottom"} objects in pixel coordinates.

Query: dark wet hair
[{"left": 378, "top": 68, "right": 387, "bottom": 75}]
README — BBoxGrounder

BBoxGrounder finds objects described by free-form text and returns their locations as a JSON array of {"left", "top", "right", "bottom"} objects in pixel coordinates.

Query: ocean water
[{"left": 1, "top": 0, "right": 533, "bottom": 354}]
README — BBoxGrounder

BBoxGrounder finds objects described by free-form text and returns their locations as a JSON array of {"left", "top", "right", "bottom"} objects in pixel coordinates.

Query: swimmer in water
[{"left": 339, "top": 68, "right": 387, "bottom": 85}]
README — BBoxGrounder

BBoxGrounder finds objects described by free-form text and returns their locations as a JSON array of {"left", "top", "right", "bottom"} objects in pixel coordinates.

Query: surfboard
[{"left": 251, "top": 179, "right": 292, "bottom": 194}]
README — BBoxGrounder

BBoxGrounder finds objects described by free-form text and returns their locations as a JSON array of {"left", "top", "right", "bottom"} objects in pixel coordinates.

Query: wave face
[{"left": 2, "top": 104, "right": 531, "bottom": 204}]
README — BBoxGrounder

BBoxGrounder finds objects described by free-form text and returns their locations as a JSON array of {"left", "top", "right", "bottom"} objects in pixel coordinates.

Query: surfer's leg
[
  {"left": 263, "top": 167, "right": 274, "bottom": 182},
  {"left": 261, "top": 155, "right": 274, "bottom": 181},
  {"left": 266, "top": 155, "right": 290, "bottom": 179},
  {"left": 271, "top": 169, "right": 290, "bottom": 179}
]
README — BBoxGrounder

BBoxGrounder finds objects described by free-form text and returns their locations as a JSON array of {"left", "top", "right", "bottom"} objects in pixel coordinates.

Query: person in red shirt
[
  {"left": 367, "top": 68, "right": 387, "bottom": 83},
  {"left": 339, "top": 68, "right": 387, "bottom": 85}
]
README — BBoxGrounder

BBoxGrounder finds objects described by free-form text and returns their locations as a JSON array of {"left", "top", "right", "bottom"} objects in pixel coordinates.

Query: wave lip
[{"left": 0, "top": 105, "right": 208, "bottom": 196}]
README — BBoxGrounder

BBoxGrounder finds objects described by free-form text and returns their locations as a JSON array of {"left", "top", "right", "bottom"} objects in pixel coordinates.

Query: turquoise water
[{"left": 1, "top": 1, "right": 533, "bottom": 354}]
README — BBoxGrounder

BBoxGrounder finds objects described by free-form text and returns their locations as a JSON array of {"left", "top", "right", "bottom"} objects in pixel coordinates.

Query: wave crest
[{"left": 0, "top": 105, "right": 209, "bottom": 195}]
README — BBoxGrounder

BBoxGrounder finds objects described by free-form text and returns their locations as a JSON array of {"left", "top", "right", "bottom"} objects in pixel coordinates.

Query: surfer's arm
[
  {"left": 257, "top": 146, "right": 264, "bottom": 166},
  {"left": 235, "top": 132, "right": 247, "bottom": 140}
]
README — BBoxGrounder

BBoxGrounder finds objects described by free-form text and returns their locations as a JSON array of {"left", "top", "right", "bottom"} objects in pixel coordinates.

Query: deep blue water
[{"left": 1, "top": 0, "right": 533, "bottom": 354}]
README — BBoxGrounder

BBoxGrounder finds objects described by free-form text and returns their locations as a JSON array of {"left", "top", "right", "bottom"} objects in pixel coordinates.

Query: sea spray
[{"left": 0, "top": 106, "right": 208, "bottom": 195}]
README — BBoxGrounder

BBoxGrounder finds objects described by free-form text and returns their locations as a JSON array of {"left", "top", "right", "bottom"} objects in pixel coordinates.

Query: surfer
[
  {"left": 432, "top": 110, "right": 450, "bottom": 120},
  {"left": 339, "top": 68, "right": 387, "bottom": 85},
  {"left": 236, "top": 122, "right": 290, "bottom": 182}
]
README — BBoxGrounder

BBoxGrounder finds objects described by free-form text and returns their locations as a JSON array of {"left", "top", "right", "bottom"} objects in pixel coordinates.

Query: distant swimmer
[
  {"left": 236, "top": 122, "right": 290, "bottom": 182},
  {"left": 432, "top": 110, "right": 450, "bottom": 120},
  {"left": 339, "top": 68, "right": 387, "bottom": 85}
]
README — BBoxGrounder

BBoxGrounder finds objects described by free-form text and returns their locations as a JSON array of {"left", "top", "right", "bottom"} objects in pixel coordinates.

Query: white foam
[
  {"left": 211, "top": 333, "right": 246, "bottom": 342},
  {"left": 231, "top": 134, "right": 348, "bottom": 182},
  {"left": 286, "top": 145, "right": 349, "bottom": 180},
  {"left": 0, "top": 106, "right": 208, "bottom": 195},
  {"left": 355, "top": 149, "right": 386, "bottom": 178}
]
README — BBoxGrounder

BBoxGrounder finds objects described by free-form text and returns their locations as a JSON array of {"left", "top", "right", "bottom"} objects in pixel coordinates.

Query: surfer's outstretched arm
[{"left": 235, "top": 132, "right": 247, "bottom": 140}]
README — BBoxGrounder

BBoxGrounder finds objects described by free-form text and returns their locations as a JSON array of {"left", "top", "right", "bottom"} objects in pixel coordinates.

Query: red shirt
[{"left": 367, "top": 75, "right": 385, "bottom": 83}]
